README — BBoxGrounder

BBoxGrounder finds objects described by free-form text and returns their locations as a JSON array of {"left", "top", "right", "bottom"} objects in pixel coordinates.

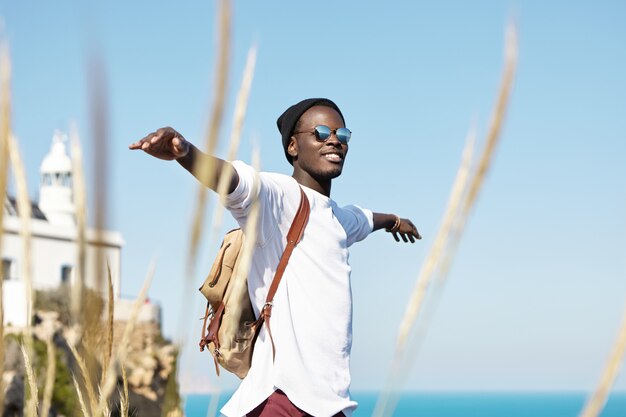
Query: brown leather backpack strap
[
  {"left": 260, "top": 186, "right": 310, "bottom": 358},
  {"left": 199, "top": 301, "right": 222, "bottom": 376},
  {"left": 199, "top": 302, "right": 212, "bottom": 352}
]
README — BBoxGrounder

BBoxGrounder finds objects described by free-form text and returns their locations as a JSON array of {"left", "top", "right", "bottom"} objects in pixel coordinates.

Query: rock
[
  {"left": 138, "top": 354, "right": 158, "bottom": 371},
  {"left": 127, "top": 367, "right": 146, "bottom": 388},
  {"left": 2, "top": 309, "right": 181, "bottom": 416},
  {"left": 3, "top": 339, "right": 23, "bottom": 375},
  {"left": 32, "top": 311, "right": 62, "bottom": 341},
  {"left": 2, "top": 372, "right": 24, "bottom": 417}
]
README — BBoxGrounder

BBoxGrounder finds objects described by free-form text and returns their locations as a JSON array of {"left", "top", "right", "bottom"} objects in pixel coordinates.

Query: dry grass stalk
[
  {"left": 373, "top": 23, "right": 518, "bottom": 417},
  {"left": 436, "top": 25, "right": 517, "bottom": 287},
  {"left": 179, "top": 41, "right": 258, "bottom": 363},
  {"left": 461, "top": 25, "right": 517, "bottom": 218},
  {"left": 8, "top": 132, "right": 41, "bottom": 415},
  {"left": 88, "top": 53, "right": 109, "bottom": 298},
  {"left": 95, "top": 260, "right": 156, "bottom": 417},
  {"left": 395, "top": 129, "right": 475, "bottom": 351},
  {"left": 87, "top": 58, "right": 110, "bottom": 406},
  {"left": 212, "top": 43, "right": 258, "bottom": 231},
  {"left": 175, "top": 44, "right": 256, "bottom": 349},
  {"left": 175, "top": 0, "right": 233, "bottom": 390},
  {"left": 120, "top": 363, "right": 129, "bottom": 417},
  {"left": 579, "top": 300, "right": 626, "bottom": 417},
  {"left": 206, "top": 148, "right": 261, "bottom": 417},
  {"left": 187, "top": 0, "right": 232, "bottom": 276},
  {"left": 166, "top": 408, "right": 183, "bottom": 417},
  {"left": 21, "top": 344, "right": 38, "bottom": 417},
  {"left": 117, "top": 390, "right": 127, "bottom": 417},
  {"left": 206, "top": 393, "right": 220, "bottom": 417},
  {"left": 69, "top": 342, "right": 99, "bottom": 415},
  {"left": 8, "top": 134, "right": 35, "bottom": 324},
  {"left": 72, "top": 374, "right": 91, "bottom": 417},
  {"left": 97, "top": 394, "right": 110, "bottom": 417},
  {"left": 0, "top": 40, "right": 12, "bottom": 417},
  {"left": 70, "top": 122, "right": 87, "bottom": 326},
  {"left": 373, "top": 127, "right": 476, "bottom": 417},
  {"left": 101, "top": 262, "right": 115, "bottom": 389},
  {"left": 40, "top": 337, "right": 57, "bottom": 417}
]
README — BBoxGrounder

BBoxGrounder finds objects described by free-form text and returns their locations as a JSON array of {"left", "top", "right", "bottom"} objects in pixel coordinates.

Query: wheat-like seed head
[
  {"left": 212, "top": 43, "right": 258, "bottom": 232},
  {"left": 70, "top": 122, "right": 88, "bottom": 328},
  {"left": 95, "top": 261, "right": 156, "bottom": 417},
  {"left": 69, "top": 342, "right": 99, "bottom": 415},
  {"left": 187, "top": 0, "right": 233, "bottom": 278},
  {"left": 21, "top": 344, "right": 39, "bottom": 417},
  {"left": 374, "top": 22, "right": 518, "bottom": 417},
  {"left": 579, "top": 300, "right": 626, "bottom": 417},
  {"left": 40, "top": 337, "right": 57, "bottom": 417},
  {"left": 73, "top": 374, "right": 91, "bottom": 417}
]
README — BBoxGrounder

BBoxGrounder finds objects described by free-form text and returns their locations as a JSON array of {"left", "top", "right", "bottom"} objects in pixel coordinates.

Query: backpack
[{"left": 199, "top": 187, "right": 310, "bottom": 378}]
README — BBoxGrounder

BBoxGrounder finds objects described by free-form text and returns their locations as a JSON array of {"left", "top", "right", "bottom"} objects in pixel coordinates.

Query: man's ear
[{"left": 287, "top": 137, "right": 298, "bottom": 159}]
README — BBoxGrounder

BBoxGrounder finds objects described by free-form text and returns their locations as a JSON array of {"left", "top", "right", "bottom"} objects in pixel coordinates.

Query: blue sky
[{"left": 1, "top": 0, "right": 625, "bottom": 393}]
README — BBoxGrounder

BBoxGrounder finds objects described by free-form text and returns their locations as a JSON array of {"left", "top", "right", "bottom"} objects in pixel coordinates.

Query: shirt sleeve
[
  {"left": 338, "top": 204, "right": 374, "bottom": 247},
  {"left": 224, "top": 160, "right": 284, "bottom": 246},
  {"left": 225, "top": 160, "right": 259, "bottom": 217}
]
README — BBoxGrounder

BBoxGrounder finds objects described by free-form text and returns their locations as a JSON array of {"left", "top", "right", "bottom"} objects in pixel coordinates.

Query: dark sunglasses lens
[
  {"left": 314, "top": 125, "right": 331, "bottom": 141},
  {"left": 336, "top": 128, "right": 351, "bottom": 144}
]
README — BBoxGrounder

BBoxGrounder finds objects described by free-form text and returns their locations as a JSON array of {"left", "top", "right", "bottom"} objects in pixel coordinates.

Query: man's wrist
[
  {"left": 385, "top": 215, "right": 401, "bottom": 233},
  {"left": 176, "top": 144, "right": 195, "bottom": 169}
]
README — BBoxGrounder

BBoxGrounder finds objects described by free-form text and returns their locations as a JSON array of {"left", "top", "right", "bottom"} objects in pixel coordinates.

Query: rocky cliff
[{"left": 2, "top": 309, "right": 181, "bottom": 417}]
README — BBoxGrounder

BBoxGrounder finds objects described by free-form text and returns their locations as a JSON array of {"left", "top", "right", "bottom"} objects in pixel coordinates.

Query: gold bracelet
[{"left": 386, "top": 215, "right": 401, "bottom": 233}]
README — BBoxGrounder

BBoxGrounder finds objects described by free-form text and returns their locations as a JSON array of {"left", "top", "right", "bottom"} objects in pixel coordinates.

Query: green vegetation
[
  {"left": 35, "top": 284, "right": 104, "bottom": 327},
  {"left": 4, "top": 333, "right": 79, "bottom": 417},
  {"left": 162, "top": 355, "right": 181, "bottom": 417}
]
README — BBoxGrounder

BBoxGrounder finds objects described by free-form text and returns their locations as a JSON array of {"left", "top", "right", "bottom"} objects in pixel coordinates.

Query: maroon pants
[{"left": 247, "top": 390, "right": 346, "bottom": 417}]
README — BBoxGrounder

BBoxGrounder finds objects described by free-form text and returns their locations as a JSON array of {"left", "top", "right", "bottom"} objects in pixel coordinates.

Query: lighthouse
[{"left": 38, "top": 130, "right": 76, "bottom": 227}]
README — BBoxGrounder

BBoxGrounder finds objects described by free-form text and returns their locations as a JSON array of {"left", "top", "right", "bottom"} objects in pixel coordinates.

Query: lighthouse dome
[{"left": 40, "top": 131, "right": 72, "bottom": 175}]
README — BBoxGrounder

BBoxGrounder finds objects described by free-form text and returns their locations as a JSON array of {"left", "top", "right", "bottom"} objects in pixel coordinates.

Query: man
[{"left": 130, "top": 98, "right": 421, "bottom": 417}]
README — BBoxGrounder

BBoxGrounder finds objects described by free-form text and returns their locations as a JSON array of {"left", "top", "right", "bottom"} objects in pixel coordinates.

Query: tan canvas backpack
[{"left": 199, "top": 187, "right": 310, "bottom": 378}]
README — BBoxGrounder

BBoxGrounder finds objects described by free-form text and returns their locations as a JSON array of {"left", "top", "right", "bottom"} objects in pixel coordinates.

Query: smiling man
[{"left": 130, "top": 98, "right": 420, "bottom": 417}]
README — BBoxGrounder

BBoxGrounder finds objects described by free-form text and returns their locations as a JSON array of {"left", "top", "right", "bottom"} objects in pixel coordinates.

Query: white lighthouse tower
[
  {"left": 38, "top": 131, "right": 75, "bottom": 227},
  {"left": 2, "top": 130, "right": 160, "bottom": 328}
]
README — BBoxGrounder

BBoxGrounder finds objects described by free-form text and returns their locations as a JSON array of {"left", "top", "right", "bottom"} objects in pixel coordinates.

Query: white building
[{"left": 2, "top": 131, "right": 160, "bottom": 327}]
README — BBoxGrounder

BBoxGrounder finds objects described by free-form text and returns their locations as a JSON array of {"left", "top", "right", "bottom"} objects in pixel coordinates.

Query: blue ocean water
[{"left": 185, "top": 391, "right": 626, "bottom": 417}]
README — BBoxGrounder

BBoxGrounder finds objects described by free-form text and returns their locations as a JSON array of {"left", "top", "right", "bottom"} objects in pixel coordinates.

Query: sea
[{"left": 184, "top": 391, "right": 626, "bottom": 417}]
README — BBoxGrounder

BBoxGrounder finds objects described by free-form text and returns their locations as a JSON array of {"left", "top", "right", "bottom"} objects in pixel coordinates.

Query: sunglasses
[{"left": 293, "top": 125, "right": 351, "bottom": 144}]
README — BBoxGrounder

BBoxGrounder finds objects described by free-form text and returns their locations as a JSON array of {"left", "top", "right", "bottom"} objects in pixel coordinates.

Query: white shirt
[{"left": 221, "top": 161, "right": 373, "bottom": 417}]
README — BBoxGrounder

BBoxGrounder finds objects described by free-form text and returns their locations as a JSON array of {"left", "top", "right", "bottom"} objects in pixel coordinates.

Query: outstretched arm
[
  {"left": 372, "top": 213, "right": 421, "bottom": 243},
  {"left": 128, "top": 126, "right": 239, "bottom": 194}
]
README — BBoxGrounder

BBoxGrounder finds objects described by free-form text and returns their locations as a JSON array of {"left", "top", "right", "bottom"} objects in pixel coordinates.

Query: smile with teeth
[{"left": 323, "top": 153, "right": 343, "bottom": 162}]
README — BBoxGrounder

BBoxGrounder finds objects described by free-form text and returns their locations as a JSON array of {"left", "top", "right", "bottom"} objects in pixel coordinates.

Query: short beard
[
  {"left": 313, "top": 165, "right": 343, "bottom": 182},
  {"left": 292, "top": 156, "right": 345, "bottom": 184}
]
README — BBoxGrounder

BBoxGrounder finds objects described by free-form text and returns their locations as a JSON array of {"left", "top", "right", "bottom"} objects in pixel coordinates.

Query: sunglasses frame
[{"left": 293, "top": 125, "right": 351, "bottom": 144}]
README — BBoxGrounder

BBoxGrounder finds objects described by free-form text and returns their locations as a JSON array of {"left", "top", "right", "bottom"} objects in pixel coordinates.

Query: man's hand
[
  {"left": 129, "top": 126, "right": 190, "bottom": 161},
  {"left": 390, "top": 218, "right": 421, "bottom": 243},
  {"left": 372, "top": 213, "right": 422, "bottom": 243}
]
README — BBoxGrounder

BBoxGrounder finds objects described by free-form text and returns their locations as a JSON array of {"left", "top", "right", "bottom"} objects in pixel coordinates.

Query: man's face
[{"left": 288, "top": 106, "right": 349, "bottom": 182}]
